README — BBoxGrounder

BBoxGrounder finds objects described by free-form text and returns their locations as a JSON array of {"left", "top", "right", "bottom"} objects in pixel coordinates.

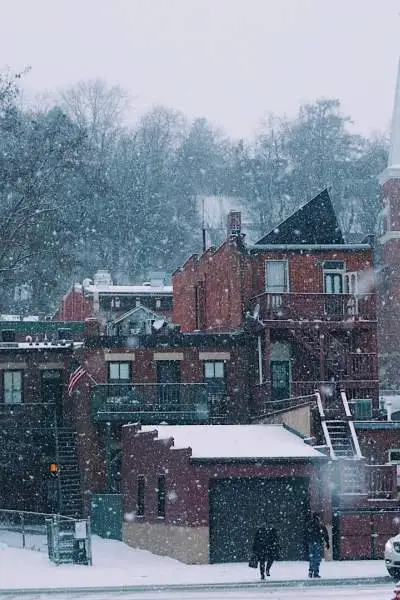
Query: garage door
[{"left": 209, "top": 477, "right": 310, "bottom": 563}]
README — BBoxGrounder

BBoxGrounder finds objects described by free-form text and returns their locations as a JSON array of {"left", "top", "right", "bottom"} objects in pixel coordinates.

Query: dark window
[
  {"left": 157, "top": 475, "right": 166, "bottom": 518},
  {"left": 137, "top": 475, "right": 145, "bottom": 516},
  {"left": 323, "top": 261, "right": 344, "bottom": 270},
  {"left": 1, "top": 330, "right": 15, "bottom": 342}
]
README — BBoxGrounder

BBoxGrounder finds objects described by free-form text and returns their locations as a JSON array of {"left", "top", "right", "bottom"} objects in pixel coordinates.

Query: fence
[{"left": 0, "top": 509, "right": 92, "bottom": 564}]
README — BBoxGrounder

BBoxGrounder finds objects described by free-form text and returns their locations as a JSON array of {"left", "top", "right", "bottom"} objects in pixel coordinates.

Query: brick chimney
[{"left": 227, "top": 211, "right": 241, "bottom": 238}]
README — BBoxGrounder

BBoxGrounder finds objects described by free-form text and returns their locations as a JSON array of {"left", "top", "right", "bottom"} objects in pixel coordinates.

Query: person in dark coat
[
  {"left": 252, "top": 524, "right": 280, "bottom": 580},
  {"left": 305, "top": 512, "right": 330, "bottom": 578}
]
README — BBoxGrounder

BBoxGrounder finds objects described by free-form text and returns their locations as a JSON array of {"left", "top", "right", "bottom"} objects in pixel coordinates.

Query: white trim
[
  {"left": 265, "top": 259, "right": 289, "bottom": 293},
  {"left": 199, "top": 352, "right": 230, "bottom": 361},
  {"left": 104, "top": 352, "right": 135, "bottom": 361},
  {"left": 154, "top": 352, "right": 184, "bottom": 361}
]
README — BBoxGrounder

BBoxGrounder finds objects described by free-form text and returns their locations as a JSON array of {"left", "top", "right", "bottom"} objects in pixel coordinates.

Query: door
[
  {"left": 324, "top": 271, "right": 344, "bottom": 316},
  {"left": 41, "top": 370, "right": 63, "bottom": 426},
  {"left": 271, "top": 361, "right": 290, "bottom": 401},
  {"left": 156, "top": 361, "right": 181, "bottom": 407},
  {"left": 204, "top": 361, "right": 226, "bottom": 417},
  {"left": 209, "top": 477, "right": 310, "bottom": 563}
]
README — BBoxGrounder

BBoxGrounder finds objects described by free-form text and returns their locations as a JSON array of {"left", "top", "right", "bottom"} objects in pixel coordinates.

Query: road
[{"left": 2, "top": 584, "right": 395, "bottom": 600}]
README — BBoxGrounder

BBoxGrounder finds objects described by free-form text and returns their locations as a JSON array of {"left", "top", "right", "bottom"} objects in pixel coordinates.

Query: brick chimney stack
[{"left": 227, "top": 211, "right": 241, "bottom": 238}]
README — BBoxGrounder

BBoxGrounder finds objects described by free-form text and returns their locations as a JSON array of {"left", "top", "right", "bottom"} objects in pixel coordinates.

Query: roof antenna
[{"left": 202, "top": 197, "right": 207, "bottom": 253}]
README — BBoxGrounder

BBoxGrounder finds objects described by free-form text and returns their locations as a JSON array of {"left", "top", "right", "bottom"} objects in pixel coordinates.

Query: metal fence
[{"left": 0, "top": 509, "right": 91, "bottom": 564}]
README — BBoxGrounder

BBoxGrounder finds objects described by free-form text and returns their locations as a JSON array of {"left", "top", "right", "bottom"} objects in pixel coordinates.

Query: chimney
[{"left": 227, "top": 211, "right": 241, "bottom": 238}]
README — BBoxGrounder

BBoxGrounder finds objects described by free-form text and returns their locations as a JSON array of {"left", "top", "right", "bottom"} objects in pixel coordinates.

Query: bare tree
[{"left": 59, "top": 79, "right": 131, "bottom": 155}]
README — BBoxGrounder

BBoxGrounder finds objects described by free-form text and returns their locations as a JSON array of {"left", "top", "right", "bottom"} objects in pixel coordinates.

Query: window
[
  {"left": 265, "top": 260, "right": 288, "bottom": 293},
  {"left": 137, "top": 475, "right": 145, "bottom": 516},
  {"left": 204, "top": 361, "right": 225, "bottom": 379},
  {"left": 108, "top": 362, "right": 131, "bottom": 382},
  {"left": 323, "top": 262, "right": 345, "bottom": 294},
  {"left": 1, "top": 330, "right": 15, "bottom": 342},
  {"left": 389, "top": 450, "right": 400, "bottom": 463},
  {"left": 157, "top": 475, "right": 166, "bottom": 518},
  {"left": 4, "top": 370, "right": 23, "bottom": 404}
]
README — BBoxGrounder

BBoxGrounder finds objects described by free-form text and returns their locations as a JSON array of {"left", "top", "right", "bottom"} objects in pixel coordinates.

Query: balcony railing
[
  {"left": 92, "top": 383, "right": 226, "bottom": 424},
  {"left": 366, "top": 464, "right": 397, "bottom": 499},
  {"left": 250, "top": 292, "right": 376, "bottom": 322}
]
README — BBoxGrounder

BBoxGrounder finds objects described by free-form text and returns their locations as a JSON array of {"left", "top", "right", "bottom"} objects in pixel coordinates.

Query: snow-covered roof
[
  {"left": 137, "top": 424, "right": 326, "bottom": 460},
  {"left": 83, "top": 284, "right": 172, "bottom": 296},
  {"left": 112, "top": 305, "right": 165, "bottom": 326}
]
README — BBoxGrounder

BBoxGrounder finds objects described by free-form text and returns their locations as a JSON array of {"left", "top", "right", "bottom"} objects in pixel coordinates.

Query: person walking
[
  {"left": 251, "top": 523, "right": 280, "bottom": 580},
  {"left": 305, "top": 512, "right": 330, "bottom": 578}
]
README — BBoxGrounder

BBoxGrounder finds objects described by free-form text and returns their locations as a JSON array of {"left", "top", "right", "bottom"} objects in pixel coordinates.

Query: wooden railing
[{"left": 250, "top": 292, "right": 376, "bottom": 322}]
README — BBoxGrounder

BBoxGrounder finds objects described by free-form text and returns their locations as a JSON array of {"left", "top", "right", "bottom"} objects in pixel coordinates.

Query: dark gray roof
[{"left": 255, "top": 188, "right": 344, "bottom": 246}]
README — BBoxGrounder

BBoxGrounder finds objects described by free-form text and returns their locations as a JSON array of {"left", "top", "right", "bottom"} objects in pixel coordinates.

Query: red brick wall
[
  {"left": 173, "top": 240, "right": 252, "bottom": 333},
  {"left": 357, "top": 428, "right": 400, "bottom": 464},
  {"left": 251, "top": 250, "right": 373, "bottom": 295},
  {"left": 56, "top": 289, "right": 93, "bottom": 321},
  {"left": 122, "top": 424, "right": 328, "bottom": 527}
]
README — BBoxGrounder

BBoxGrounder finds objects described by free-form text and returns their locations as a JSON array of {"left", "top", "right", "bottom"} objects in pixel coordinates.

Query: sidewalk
[{"left": 0, "top": 536, "right": 392, "bottom": 592}]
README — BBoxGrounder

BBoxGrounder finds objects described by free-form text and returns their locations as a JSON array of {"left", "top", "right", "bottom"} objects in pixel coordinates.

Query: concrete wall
[
  {"left": 265, "top": 405, "right": 312, "bottom": 438},
  {"left": 123, "top": 522, "right": 209, "bottom": 564}
]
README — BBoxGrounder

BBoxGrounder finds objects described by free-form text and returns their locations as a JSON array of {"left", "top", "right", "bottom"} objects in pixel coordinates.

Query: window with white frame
[
  {"left": 4, "top": 370, "right": 23, "bottom": 404},
  {"left": 265, "top": 260, "right": 288, "bottom": 293},
  {"left": 108, "top": 362, "right": 131, "bottom": 382},
  {"left": 204, "top": 361, "right": 225, "bottom": 379}
]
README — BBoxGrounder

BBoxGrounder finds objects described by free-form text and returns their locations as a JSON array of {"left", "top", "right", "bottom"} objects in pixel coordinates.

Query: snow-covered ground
[{"left": 0, "top": 534, "right": 392, "bottom": 592}]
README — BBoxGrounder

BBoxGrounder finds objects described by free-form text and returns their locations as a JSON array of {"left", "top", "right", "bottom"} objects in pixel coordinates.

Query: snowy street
[{"left": 2, "top": 584, "right": 395, "bottom": 600}]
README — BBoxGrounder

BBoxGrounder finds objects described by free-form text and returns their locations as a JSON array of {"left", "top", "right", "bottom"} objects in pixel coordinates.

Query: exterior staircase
[
  {"left": 316, "top": 388, "right": 362, "bottom": 461},
  {"left": 56, "top": 427, "right": 83, "bottom": 518},
  {"left": 325, "top": 420, "right": 354, "bottom": 457}
]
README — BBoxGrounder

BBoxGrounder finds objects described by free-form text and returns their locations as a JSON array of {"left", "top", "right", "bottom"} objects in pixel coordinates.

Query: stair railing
[
  {"left": 315, "top": 390, "right": 336, "bottom": 459},
  {"left": 340, "top": 390, "right": 363, "bottom": 459}
]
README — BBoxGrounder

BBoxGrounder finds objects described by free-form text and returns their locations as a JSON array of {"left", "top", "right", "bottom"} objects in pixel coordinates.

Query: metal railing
[
  {"left": 0, "top": 509, "right": 75, "bottom": 552},
  {"left": 250, "top": 292, "right": 376, "bottom": 322},
  {"left": 92, "top": 383, "right": 226, "bottom": 423}
]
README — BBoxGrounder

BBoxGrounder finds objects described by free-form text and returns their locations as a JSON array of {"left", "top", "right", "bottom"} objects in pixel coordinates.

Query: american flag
[{"left": 68, "top": 361, "right": 87, "bottom": 396}]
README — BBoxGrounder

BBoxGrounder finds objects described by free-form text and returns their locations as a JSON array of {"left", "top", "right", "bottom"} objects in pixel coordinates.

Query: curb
[{"left": 0, "top": 576, "right": 392, "bottom": 595}]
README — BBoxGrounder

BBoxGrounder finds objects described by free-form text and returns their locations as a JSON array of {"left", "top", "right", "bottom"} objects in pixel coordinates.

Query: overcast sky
[{"left": 1, "top": 0, "right": 399, "bottom": 139}]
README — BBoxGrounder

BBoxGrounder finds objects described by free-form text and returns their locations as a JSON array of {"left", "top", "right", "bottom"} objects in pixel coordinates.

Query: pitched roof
[
  {"left": 255, "top": 188, "right": 344, "bottom": 246},
  {"left": 137, "top": 424, "right": 326, "bottom": 460},
  {"left": 112, "top": 305, "right": 165, "bottom": 326}
]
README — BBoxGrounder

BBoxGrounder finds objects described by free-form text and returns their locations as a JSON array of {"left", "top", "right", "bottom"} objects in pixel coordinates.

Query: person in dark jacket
[
  {"left": 252, "top": 524, "right": 280, "bottom": 580},
  {"left": 305, "top": 512, "right": 330, "bottom": 578}
]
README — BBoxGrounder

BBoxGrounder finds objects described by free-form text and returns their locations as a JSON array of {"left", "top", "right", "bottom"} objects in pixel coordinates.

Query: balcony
[
  {"left": 92, "top": 383, "right": 227, "bottom": 424},
  {"left": 250, "top": 292, "right": 376, "bottom": 322},
  {"left": 366, "top": 464, "right": 398, "bottom": 500}
]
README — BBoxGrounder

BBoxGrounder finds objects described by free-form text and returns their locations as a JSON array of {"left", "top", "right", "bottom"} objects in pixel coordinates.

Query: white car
[{"left": 385, "top": 534, "right": 400, "bottom": 579}]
